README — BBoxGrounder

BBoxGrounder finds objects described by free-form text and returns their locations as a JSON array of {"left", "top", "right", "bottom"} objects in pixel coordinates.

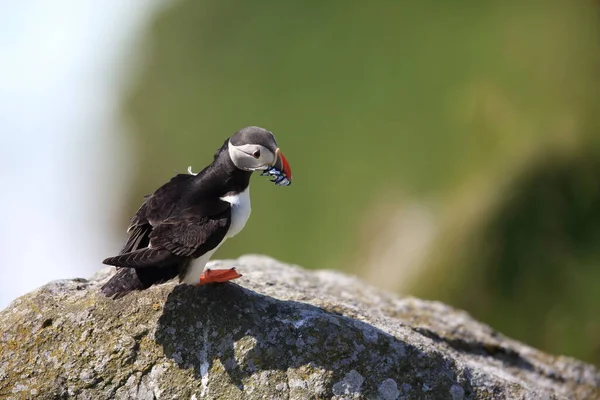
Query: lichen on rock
[{"left": 0, "top": 255, "right": 599, "bottom": 399}]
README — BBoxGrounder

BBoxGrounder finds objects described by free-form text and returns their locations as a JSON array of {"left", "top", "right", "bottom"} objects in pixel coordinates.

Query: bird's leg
[{"left": 196, "top": 268, "right": 242, "bottom": 286}]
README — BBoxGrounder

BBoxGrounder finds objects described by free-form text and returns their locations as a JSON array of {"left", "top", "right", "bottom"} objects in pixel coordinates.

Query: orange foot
[{"left": 196, "top": 268, "right": 242, "bottom": 286}]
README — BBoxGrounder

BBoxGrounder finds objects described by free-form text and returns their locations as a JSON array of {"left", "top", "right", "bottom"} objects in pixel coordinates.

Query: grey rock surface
[{"left": 1, "top": 255, "right": 599, "bottom": 400}]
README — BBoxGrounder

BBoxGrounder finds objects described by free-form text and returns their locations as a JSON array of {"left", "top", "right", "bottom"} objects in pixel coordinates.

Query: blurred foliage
[
  {"left": 418, "top": 149, "right": 600, "bottom": 364},
  {"left": 121, "top": 0, "right": 600, "bottom": 364}
]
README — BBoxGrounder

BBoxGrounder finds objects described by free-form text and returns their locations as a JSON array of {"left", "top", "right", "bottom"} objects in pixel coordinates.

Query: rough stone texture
[{"left": 1, "top": 255, "right": 599, "bottom": 400}]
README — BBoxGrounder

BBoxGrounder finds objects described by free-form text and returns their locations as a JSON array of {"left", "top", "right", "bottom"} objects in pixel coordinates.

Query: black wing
[
  {"left": 118, "top": 173, "right": 196, "bottom": 255},
  {"left": 149, "top": 206, "right": 231, "bottom": 258},
  {"left": 104, "top": 205, "right": 231, "bottom": 268},
  {"left": 101, "top": 173, "right": 229, "bottom": 298}
]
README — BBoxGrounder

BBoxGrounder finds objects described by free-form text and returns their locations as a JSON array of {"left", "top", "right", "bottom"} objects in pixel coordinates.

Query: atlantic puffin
[{"left": 100, "top": 126, "right": 292, "bottom": 298}]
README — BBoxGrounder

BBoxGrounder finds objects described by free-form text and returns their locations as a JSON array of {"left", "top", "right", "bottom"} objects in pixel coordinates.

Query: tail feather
[
  {"left": 101, "top": 268, "right": 145, "bottom": 299},
  {"left": 100, "top": 265, "right": 181, "bottom": 299},
  {"left": 102, "top": 248, "right": 173, "bottom": 268}
]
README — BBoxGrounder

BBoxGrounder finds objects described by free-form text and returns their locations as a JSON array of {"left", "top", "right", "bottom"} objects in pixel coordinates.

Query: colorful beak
[
  {"left": 273, "top": 148, "right": 292, "bottom": 182},
  {"left": 261, "top": 148, "right": 292, "bottom": 186}
]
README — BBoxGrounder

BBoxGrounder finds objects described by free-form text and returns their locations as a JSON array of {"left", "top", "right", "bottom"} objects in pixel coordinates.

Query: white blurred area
[{"left": 0, "top": 1, "right": 162, "bottom": 309}]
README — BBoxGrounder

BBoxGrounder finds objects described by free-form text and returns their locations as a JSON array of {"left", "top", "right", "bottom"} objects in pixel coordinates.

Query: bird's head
[{"left": 227, "top": 126, "right": 292, "bottom": 186}]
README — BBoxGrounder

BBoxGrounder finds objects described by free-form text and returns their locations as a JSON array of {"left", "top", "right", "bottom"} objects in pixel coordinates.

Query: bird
[{"left": 100, "top": 126, "right": 292, "bottom": 299}]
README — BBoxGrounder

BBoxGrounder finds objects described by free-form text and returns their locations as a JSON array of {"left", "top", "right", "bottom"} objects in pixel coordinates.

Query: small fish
[{"left": 261, "top": 166, "right": 291, "bottom": 186}]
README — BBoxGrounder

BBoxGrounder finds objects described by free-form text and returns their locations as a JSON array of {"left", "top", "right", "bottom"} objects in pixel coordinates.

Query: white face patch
[{"left": 228, "top": 141, "right": 276, "bottom": 171}]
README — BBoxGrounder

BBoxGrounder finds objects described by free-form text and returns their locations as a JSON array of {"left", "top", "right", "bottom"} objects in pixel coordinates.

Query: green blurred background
[{"left": 119, "top": 0, "right": 600, "bottom": 365}]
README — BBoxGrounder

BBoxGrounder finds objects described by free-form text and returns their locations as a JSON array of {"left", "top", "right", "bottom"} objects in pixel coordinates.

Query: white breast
[
  {"left": 182, "top": 188, "right": 252, "bottom": 284},
  {"left": 220, "top": 188, "right": 252, "bottom": 238}
]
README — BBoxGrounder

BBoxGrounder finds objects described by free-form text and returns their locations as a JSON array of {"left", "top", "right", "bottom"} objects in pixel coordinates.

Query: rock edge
[{"left": 1, "top": 255, "right": 599, "bottom": 400}]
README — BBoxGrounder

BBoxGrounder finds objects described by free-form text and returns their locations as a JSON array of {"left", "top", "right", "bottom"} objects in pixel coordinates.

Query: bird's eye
[{"left": 252, "top": 150, "right": 261, "bottom": 159}]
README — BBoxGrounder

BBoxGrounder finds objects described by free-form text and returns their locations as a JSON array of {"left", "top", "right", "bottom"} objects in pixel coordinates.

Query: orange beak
[{"left": 273, "top": 148, "right": 292, "bottom": 182}]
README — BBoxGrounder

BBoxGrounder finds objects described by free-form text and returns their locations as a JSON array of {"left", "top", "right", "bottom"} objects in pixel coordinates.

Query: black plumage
[{"left": 101, "top": 139, "right": 252, "bottom": 298}]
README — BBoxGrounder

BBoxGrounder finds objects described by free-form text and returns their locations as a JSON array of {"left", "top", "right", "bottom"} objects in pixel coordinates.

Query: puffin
[{"left": 100, "top": 126, "right": 292, "bottom": 299}]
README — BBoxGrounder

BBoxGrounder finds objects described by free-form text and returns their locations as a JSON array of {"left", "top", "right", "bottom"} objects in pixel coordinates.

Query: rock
[{"left": 0, "top": 255, "right": 599, "bottom": 400}]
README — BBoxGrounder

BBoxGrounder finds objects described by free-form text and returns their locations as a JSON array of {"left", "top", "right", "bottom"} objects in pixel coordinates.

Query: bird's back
[{"left": 101, "top": 173, "right": 198, "bottom": 298}]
